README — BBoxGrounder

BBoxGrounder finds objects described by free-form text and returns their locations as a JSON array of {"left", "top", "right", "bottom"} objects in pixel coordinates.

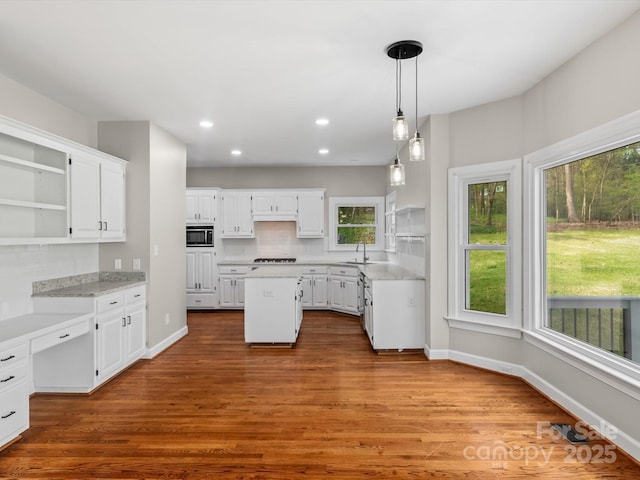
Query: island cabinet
[
  {"left": 30, "top": 284, "right": 146, "bottom": 393},
  {"left": 362, "top": 275, "right": 425, "bottom": 351},
  {"left": 328, "top": 266, "right": 360, "bottom": 315}
]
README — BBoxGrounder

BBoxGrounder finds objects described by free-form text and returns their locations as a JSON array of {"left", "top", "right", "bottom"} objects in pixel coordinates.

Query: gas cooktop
[{"left": 253, "top": 257, "right": 297, "bottom": 263}]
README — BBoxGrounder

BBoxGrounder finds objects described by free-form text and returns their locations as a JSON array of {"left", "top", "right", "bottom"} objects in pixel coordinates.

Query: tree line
[{"left": 547, "top": 141, "right": 640, "bottom": 224}]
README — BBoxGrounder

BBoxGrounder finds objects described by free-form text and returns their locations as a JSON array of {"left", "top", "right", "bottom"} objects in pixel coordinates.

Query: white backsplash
[
  {"left": 0, "top": 243, "right": 98, "bottom": 320},
  {"left": 391, "top": 235, "right": 427, "bottom": 277}
]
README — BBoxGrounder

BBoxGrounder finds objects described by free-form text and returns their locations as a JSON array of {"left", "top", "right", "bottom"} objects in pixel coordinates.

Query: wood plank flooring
[{"left": 2, "top": 310, "right": 639, "bottom": 479}]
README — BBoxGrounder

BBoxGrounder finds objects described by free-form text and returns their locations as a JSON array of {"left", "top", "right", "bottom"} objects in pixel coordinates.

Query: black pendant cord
[
  {"left": 396, "top": 58, "right": 402, "bottom": 114},
  {"left": 414, "top": 55, "right": 418, "bottom": 134}
]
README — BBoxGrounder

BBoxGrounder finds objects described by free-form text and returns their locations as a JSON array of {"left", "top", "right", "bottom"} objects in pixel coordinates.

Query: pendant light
[
  {"left": 387, "top": 40, "right": 423, "bottom": 143},
  {"left": 409, "top": 55, "right": 425, "bottom": 161},
  {"left": 389, "top": 146, "right": 405, "bottom": 186}
]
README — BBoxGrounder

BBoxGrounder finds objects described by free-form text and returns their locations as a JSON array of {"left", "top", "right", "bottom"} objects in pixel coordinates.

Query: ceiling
[{"left": 1, "top": 1, "right": 639, "bottom": 168}]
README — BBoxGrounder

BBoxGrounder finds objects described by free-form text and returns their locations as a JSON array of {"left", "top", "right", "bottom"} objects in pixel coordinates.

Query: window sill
[
  {"left": 446, "top": 316, "right": 522, "bottom": 339},
  {"left": 524, "top": 328, "right": 640, "bottom": 401}
]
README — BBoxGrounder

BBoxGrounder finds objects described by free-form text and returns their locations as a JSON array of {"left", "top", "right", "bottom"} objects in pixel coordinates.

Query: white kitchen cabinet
[
  {"left": 0, "top": 341, "right": 29, "bottom": 449},
  {"left": 363, "top": 276, "right": 425, "bottom": 351},
  {"left": 328, "top": 266, "right": 360, "bottom": 315},
  {"left": 70, "top": 153, "right": 126, "bottom": 241},
  {"left": 186, "top": 189, "right": 217, "bottom": 224},
  {"left": 297, "top": 190, "right": 325, "bottom": 238},
  {"left": 252, "top": 191, "right": 298, "bottom": 220},
  {"left": 0, "top": 121, "right": 68, "bottom": 243},
  {"left": 31, "top": 284, "right": 146, "bottom": 392},
  {"left": 219, "top": 265, "right": 249, "bottom": 308},
  {"left": 221, "top": 191, "right": 253, "bottom": 237},
  {"left": 300, "top": 266, "right": 328, "bottom": 309},
  {"left": 186, "top": 248, "right": 219, "bottom": 309}
]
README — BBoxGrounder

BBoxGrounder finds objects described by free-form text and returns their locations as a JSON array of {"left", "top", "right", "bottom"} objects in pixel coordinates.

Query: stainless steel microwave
[{"left": 186, "top": 225, "right": 214, "bottom": 247}]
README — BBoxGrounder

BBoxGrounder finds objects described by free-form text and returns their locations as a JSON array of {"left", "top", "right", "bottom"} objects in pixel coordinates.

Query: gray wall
[
  {"left": 98, "top": 121, "right": 187, "bottom": 350},
  {"left": 442, "top": 10, "right": 640, "bottom": 452},
  {"left": 187, "top": 166, "right": 387, "bottom": 197}
]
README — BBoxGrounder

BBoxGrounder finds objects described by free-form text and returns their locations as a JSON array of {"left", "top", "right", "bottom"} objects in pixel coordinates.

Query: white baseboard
[
  {"left": 144, "top": 325, "right": 188, "bottom": 359},
  {"left": 448, "top": 349, "right": 640, "bottom": 462},
  {"left": 424, "top": 344, "right": 449, "bottom": 360}
]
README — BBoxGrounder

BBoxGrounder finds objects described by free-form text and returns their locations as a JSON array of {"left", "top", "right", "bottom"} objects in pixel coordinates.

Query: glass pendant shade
[
  {"left": 389, "top": 157, "right": 405, "bottom": 186},
  {"left": 409, "top": 132, "right": 425, "bottom": 161},
  {"left": 392, "top": 110, "right": 409, "bottom": 141}
]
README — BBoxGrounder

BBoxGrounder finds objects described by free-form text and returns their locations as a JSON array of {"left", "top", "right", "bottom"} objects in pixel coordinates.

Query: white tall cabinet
[{"left": 186, "top": 248, "right": 218, "bottom": 309}]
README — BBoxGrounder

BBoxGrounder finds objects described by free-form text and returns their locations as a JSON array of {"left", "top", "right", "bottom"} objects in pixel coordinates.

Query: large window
[
  {"left": 525, "top": 111, "right": 640, "bottom": 383},
  {"left": 329, "top": 197, "right": 384, "bottom": 251},
  {"left": 448, "top": 159, "right": 521, "bottom": 336}
]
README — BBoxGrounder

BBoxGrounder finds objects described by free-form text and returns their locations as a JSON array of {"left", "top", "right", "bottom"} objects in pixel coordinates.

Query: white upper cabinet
[
  {"left": 186, "top": 189, "right": 216, "bottom": 224},
  {"left": 221, "top": 191, "right": 253, "bottom": 237},
  {"left": 252, "top": 191, "right": 298, "bottom": 220},
  {"left": 70, "top": 153, "right": 125, "bottom": 241},
  {"left": 297, "top": 190, "right": 325, "bottom": 238},
  {"left": 0, "top": 114, "right": 126, "bottom": 245}
]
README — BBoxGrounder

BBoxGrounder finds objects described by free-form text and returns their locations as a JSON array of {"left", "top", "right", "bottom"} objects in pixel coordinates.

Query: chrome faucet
[{"left": 356, "top": 241, "right": 369, "bottom": 263}]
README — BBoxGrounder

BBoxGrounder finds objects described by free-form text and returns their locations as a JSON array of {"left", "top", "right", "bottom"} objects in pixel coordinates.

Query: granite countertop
[
  {"left": 245, "top": 265, "right": 303, "bottom": 278},
  {"left": 359, "top": 263, "right": 424, "bottom": 281},
  {"left": 32, "top": 272, "right": 147, "bottom": 298}
]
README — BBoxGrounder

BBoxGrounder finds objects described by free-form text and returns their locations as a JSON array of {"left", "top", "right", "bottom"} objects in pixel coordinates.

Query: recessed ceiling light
[
  {"left": 315, "top": 118, "right": 329, "bottom": 126},
  {"left": 231, "top": 149, "right": 242, "bottom": 156},
  {"left": 199, "top": 120, "right": 213, "bottom": 128},
  {"left": 318, "top": 148, "right": 329, "bottom": 155}
]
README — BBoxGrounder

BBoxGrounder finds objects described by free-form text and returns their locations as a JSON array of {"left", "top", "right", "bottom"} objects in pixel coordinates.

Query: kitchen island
[{"left": 244, "top": 266, "right": 303, "bottom": 345}]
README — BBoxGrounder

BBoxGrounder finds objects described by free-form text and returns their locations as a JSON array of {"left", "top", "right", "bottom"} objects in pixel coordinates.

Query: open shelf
[
  {"left": 0, "top": 153, "right": 65, "bottom": 175},
  {"left": 0, "top": 198, "right": 66, "bottom": 211}
]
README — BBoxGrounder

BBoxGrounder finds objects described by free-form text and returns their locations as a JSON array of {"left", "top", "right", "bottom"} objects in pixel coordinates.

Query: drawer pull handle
[
  {"left": 59, "top": 333, "right": 70, "bottom": 339},
  {"left": 109, "top": 301, "right": 118, "bottom": 305},
  {"left": 1, "top": 411, "right": 16, "bottom": 419},
  {"left": 0, "top": 355, "right": 15, "bottom": 362},
  {"left": 134, "top": 294, "right": 141, "bottom": 298},
  {"left": 1, "top": 375, "right": 15, "bottom": 383}
]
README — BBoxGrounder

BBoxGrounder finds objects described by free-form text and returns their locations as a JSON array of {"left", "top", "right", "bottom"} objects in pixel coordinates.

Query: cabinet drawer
[
  {"left": 0, "top": 362, "right": 27, "bottom": 393},
  {"left": 329, "top": 266, "right": 359, "bottom": 277},
  {"left": 0, "top": 382, "right": 28, "bottom": 443},
  {"left": 97, "top": 292, "right": 125, "bottom": 313},
  {"left": 219, "top": 265, "right": 250, "bottom": 275},
  {"left": 187, "top": 293, "right": 217, "bottom": 308},
  {"left": 0, "top": 343, "right": 27, "bottom": 371},
  {"left": 30, "top": 319, "right": 90, "bottom": 354},
  {"left": 125, "top": 286, "right": 146, "bottom": 304},
  {"left": 301, "top": 266, "right": 327, "bottom": 275}
]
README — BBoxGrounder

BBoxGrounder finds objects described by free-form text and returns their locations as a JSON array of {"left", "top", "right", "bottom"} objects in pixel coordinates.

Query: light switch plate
[{"left": 133, "top": 258, "right": 141, "bottom": 270}]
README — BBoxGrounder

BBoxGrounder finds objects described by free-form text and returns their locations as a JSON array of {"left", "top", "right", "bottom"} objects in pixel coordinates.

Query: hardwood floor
[{"left": 2, "top": 310, "right": 639, "bottom": 479}]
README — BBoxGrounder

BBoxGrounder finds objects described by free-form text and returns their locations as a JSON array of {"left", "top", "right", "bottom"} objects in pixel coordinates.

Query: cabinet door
[
  {"left": 100, "top": 160, "right": 125, "bottom": 240},
  {"left": 300, "top": 276, "right": 312, "bottom": 307},
  {"left": 220, "top": 276, "right": 235, "bottom": 306},
  {"left": 343, "top": 278, "right": 359, "bottom": 313},
  {"left": 97, "top": 310, "right": 125, "bottom": 381},
  {"left": 297, "top": 191, "right": 324, "bottom": 237},
  {"left": 312, "top": 276, "right": 328, "bottom": 308},
  {"left": 251, "top": 192, "right": 274, "bottom": 216},
  {"left": 221, "top": 193, "right": 237, "bottom": 236},
  {"left": 198, "top": 249, "right": 216, "bottom": 293},
  {"left": 274, "top": 192, "right": 298, "bottom": 216},
  {"left": 186, "top": 250, "right": 198, "bottom": 292},
  {"left": 235, "top": 193, "right": 253, "bottom": 236},
  {"left": 198, "top": 192, "right": 216, "bottom": 223},
  {"left": 70, "top": 154, "right": 101, "bottom": 239},
  {"left": 125, "top": 303, "right": 146, "bottom": 363},
  {"left": 236, "top": 277, "right": 246, "bottom": 306},
  {"left": 329, "top": 277, "right": 344, "bottom": 309},
  {"left": 185, "top": 191, "right": 199, "bottom": 223}
]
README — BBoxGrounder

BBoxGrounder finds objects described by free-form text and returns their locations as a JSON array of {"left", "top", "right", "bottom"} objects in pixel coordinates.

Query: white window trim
[
  {"left": 523, "top": 109, "right": 640, "bottom": 392},
  {"left": 328, "top": 196, "right": 385, "bottom": 251},
  {"left": 447, "top": 158, "right": 522, "bottom": 338}
]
